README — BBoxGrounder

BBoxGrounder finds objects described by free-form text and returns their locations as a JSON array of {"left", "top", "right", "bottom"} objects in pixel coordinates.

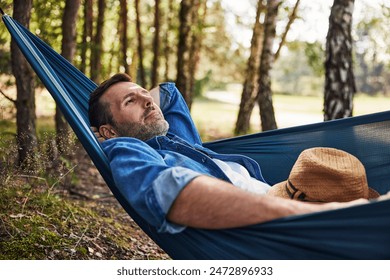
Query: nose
[{"left": 142, "top": 93, "right": 153, "bottom": 108}]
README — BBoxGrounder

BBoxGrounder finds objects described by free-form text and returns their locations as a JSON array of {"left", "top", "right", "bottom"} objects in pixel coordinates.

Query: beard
[{"left": 113, "top": 108, "right": 169, "bottom": 141}]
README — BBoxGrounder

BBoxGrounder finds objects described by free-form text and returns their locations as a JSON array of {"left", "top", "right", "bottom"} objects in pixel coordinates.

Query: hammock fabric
[{"left": 2, "top": 13, "right": 390, "bottom": 259}]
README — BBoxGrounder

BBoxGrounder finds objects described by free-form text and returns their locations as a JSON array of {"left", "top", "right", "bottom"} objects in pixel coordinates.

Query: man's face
[{"left": 100, "top": 82, "right": 169, "bottom": 141}]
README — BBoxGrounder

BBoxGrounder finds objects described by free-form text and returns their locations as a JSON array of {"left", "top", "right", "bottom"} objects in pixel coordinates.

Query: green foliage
[
  {"left": 0, "top": 0, "right": 14, "bottom": 74},
  {"left": 0, "top": 33, "right": 11, "bottom": 74},
  {"left": 304, "top": 41, "right": 325, "bottom": 76},
  {"left": 31, "top": 1, "right": 64, "bottom": 52},
  {"left": 0, "top": 0, "right": 248, "bottom": 89},
  {"left": 193, "top": 70, "right": 212, "bottom": 97},
  {"left": 354, "top": 4, "right": 390, "bottom": 95},
  {"left": 199, "top": 1, "right": 246, "bottom": 86},
  {"left": 273, "top": 41, "right": 324, "bottom": 96}
]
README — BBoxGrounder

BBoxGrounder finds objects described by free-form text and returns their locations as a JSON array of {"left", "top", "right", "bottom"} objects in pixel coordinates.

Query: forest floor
[
  {"left": 62, "top": 142, "right": 171, "bottom": 260},
  {"left": 0, "top": 139, "right": 170, "bottom": 260}
]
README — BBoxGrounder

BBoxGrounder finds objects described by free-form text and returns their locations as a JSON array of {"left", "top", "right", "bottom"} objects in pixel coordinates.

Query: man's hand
[{"left": 91, "top": 126, "right": 105, "bottom": 142}]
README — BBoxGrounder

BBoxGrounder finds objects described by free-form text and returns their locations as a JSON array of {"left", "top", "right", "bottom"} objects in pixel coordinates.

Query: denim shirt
[{"left": 102, "top": 83, "right": 267, "bottom": 233}]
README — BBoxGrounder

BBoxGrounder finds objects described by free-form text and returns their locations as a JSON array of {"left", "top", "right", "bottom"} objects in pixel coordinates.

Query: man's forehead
[
  {"left": 104, "top": 82, "right": 144, "bottom": 99},
  {"left": 110, "top": 81, "right": 142, "bottom": 91}
]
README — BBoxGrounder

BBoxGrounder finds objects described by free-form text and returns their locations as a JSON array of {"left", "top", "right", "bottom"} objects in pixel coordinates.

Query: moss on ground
[
  {"left": 0, "top": 131, "right": 169, "bottom": 260},
  {"left": 0, "top": 172, "right": 169, "bottom": 260}
]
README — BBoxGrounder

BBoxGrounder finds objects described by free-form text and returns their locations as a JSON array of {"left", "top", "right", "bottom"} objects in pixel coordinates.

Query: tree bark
[
  {"left": 90, "top": 0, "right": 105, "bottom": 83},
  {"left": 176, "top": 0, "right": 193, "bottom": 108},
  {"left": 324, "top": 0, "right": 356, "bottom": 121},
  {"left": 257, "top": 0, "right": 281, "bottom": 131},
  {"left": 119, "top": 0, "right": 129, "bottom": 74},
  {"left": 56, "top": 0, "right": 81, "bottom": 154},
  {"left": 135, "top": 0, "right": 147, "bottom": 88},
  {"left": 164, "top": 0, "right": 174, "bottom": 81},
  {"left": 151, "top": 0, "right": 161, "bottom": 87},
  {"left": 235, "top": 0, "right": 265, "bottom": 135},
  {"left": 11, "top": 0, "right": 38, "bottom": 167},
  {"left": 236, "top": 0, "right": 300, "bottom": 134},
  {"left": 80, "top": 0, "right": 93, "bottom": 75},
  {"left": 188, "top": 0, "right": 207, "bottom": 105}
]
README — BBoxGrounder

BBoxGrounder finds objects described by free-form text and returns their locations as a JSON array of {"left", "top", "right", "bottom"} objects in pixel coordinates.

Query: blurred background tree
[
  {"left": 10, "top": 0, "right": 37, "bottom": 168},
  {"left": 55, "top": 0, "right": 81, "bottom": 154},
  {"left": 324, "top": 0, "right": 356, "bottom": 121}
]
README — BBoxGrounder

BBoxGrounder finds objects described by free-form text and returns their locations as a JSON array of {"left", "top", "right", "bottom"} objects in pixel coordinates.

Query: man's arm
[
  {"left": 167, "top": 175, "right": 369, "bottom": 229},
  {"left": 159, "top": 83, "right": 202, "bottom": 145}
]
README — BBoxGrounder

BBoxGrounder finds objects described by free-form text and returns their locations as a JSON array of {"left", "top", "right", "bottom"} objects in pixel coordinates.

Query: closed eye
[{"left": 125, "top": 98, "right": 134, "bottom": 105}]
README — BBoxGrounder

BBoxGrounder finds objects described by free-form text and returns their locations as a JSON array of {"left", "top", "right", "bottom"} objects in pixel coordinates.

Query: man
[{"left": 89, "top": 73, "right": 368, "bottom": 234}]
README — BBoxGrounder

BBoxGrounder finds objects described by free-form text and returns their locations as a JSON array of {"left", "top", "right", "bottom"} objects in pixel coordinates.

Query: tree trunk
[
  {"left": 164, "top": 0, "right": 174, "bottom": 81},
  {"left": 324, "top": 0, "right": 356, "bottom": 121},
  {"left": 62, "top": 0, "right": 81, "bottom": 61},
  {"left": 176, "top": 0, "right": 193, "bottom": 108},
  {"left": 90, "top": 0, "right": 105, "bottom": 83},
  {"left": 151, "top": 0, "right": 161, "bottom": 87},
  {"left": 188, "top": 0, "right": 207, "bottom": 104},
  {"left": 257, "top": 0, "right": 281, "bottom": 131},
  {"left": 135, "top": 0, "right": 147, "bottom": 88},
  {"left": 80, "top": 0, "right": 93, "bottom": 75},
  {"left": 235, "top": 0, "right": 264, "bottom": 135},
  {"left": 56, "top": 0, "right": 81, "bottom": 154},
  {"left": 119, "top": 0, "right": 129, "bottom": 74},
  {"left": 11, "top": 0, "right": 38, "bottom": 168}
]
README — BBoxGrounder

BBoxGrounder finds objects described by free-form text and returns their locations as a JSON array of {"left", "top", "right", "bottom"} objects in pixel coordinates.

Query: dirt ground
[{"left": 63, "top": 143, "right": 170, "bottom": 260}]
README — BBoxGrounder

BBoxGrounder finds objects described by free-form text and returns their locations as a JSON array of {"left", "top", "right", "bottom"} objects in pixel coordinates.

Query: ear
[{"left": 99, "top": 124, "right": 118, "bottom": 140}]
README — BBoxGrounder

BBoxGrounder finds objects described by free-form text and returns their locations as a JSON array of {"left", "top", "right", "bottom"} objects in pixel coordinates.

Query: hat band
[
  {"left": 285, "top": 180, "right": 306, "bottom": 201},
  {"left": 285, "top": 180, "right": 326, "bottom": 203}
]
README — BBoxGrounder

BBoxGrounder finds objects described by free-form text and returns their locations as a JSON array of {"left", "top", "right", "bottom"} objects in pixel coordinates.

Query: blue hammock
[{"left": 3, "top": 13, "right": 390, "bottom": 259}]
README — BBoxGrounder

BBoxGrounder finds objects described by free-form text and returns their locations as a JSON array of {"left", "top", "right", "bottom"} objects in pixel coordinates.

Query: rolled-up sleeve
[
  {"left": 103, "top": 138, "right": 201, "bottom": 234},
  {"left": 148, "top": 167, "right": 202, "bottom": 233}
]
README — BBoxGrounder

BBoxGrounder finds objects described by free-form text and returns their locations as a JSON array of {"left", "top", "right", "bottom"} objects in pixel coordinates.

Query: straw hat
[{"left": 267, "top": 147, "right": 380, "bottom": 202}]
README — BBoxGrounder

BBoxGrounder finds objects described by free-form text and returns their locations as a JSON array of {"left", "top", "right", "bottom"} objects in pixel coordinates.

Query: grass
[
  {"left": 0, "top": 177, "right": 164, "bottom": 259},
  {"left": 193, "top": 91, "right": 390, "bottom": 141},
  {"left": 192, "top": 97, "right": 239, "bottom": 140},
  {"left": 0, "top": 182, "right": 93, "bottom": 259},
  {"left": 0, "top": 133, "right": 168, "bottom": 260}
]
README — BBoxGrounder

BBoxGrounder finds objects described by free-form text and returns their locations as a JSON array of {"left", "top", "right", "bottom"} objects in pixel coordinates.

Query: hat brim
[
  {"left": 267, "top": 181, "right": 290, "bottom": 199},
  {"left": 368, "top": 187, "right": 380, "bottom": 199},
  {"left": 268, "top": 182, "right": 381, "bottom": 201}
]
